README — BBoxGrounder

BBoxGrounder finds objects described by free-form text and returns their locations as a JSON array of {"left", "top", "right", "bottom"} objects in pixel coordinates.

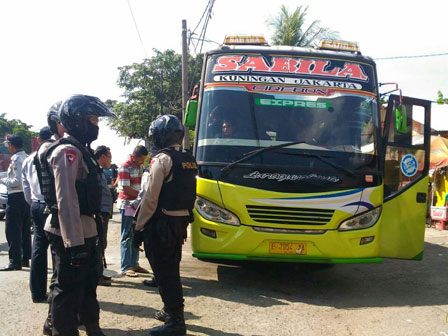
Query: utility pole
[
  {"left": 181, "top": 19, "right": 190, "bottom": 149},
  {"left": 160, "top": 69, "right": 164, "bottom": 114}
]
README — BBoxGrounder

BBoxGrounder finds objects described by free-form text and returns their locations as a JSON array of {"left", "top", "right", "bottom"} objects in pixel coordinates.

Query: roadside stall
[{"left": 429, "top": 136, "right": 448, "bottom": 229}]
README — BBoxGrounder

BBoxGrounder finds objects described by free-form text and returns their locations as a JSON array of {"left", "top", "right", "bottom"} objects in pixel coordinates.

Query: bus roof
[{"left": 207, "top": 44, "right": 376, "bottom": 66}]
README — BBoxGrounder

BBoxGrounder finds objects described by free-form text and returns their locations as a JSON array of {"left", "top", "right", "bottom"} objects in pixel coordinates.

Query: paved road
[{"left": 0, "top": 210, "right": 448, "bottom": 335}]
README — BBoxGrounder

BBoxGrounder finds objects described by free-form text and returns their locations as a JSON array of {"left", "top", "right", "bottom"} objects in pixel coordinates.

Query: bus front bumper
[{"left": 191, "top": 219, "right": 382, "bottom": 264}]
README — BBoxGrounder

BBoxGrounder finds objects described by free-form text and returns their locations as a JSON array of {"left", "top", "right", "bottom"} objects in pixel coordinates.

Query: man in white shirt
[
  {"left": 0, "top": 134, "right": 30, "bottom": 271},
  {"left": 22, "top": 126, "right": 53, "bottom": 302}
]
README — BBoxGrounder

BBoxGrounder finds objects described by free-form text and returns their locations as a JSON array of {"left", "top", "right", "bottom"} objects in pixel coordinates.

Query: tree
[
  {"left": 267, "top": 5, "right": 338, "bottom": 47},
  {"left": 437, "top": 90, "right": 448, "bottom": 104},
  {"left": 0, "top": 114, "right": 37, "bottom": 154},
  {"left": 107, "top": 50, "right": 203, "bottom": 143}
]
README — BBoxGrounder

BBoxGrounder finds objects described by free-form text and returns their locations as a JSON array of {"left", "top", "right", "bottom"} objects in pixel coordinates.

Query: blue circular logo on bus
[{"left": 400, "top": 154, "right": 418, "bottom": 177}]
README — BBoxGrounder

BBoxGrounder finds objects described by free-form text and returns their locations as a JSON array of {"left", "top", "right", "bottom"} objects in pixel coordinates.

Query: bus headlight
[
  {"left": 338, "top": 206, "right": 382, "bottom": 231},
  {"left": 195, "top": 197, "right": 240, "bottom": 226}
]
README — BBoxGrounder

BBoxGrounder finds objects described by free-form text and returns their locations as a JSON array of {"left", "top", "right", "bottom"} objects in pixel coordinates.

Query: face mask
[{"left": 84, "top": 122, "right": 99, "bottom": 144}]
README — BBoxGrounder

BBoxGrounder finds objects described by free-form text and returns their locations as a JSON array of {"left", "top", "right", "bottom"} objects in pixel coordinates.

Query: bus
[{"left": 184, "top": 36, "right": 431, "bottom": 264}]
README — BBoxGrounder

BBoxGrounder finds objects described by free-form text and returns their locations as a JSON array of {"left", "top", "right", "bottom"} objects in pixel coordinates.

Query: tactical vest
[
  {"left": 34, "top": 139, "right": 54, "bottom": 201},
  {"left": 157, "top": 147, "right": 198, "bottom": 212},
  {"left": 38, "top": 138, "right": 102, "bottom": 226}
]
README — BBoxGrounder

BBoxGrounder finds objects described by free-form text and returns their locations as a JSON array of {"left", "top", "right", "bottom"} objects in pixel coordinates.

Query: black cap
[
  {"left": 39, "top": 126, "right": 52, "bottom": 141},
  {"left": 5, "top": 134, "right": 23, "bottom": 148}
]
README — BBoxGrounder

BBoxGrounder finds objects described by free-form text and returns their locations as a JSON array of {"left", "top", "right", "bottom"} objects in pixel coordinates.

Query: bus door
[{"left": 379, "top": 95, "right": 431, "bottom": 260}]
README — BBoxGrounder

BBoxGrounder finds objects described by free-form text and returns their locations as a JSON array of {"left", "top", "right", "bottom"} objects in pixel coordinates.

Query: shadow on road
[
  {"left": 100, "top": 302, "right": 241, "bottom": 336},
  {"left": 102, "top": 325, "right": 243, "bottom": 336},
  {"left": 99, "top": 295, "right": 200, "bottom": 322},
  {"left": 100, "top": 329, "right": 148, "bottom": 336},
  {"left": 106, "top": 277, "right": 153, "bottom": 290},
  {"left": 181, "top": 241, "right": 448, "bottom": 310},
  {"left": 100, "top": 300, "right": 157, "bottom": 319}
]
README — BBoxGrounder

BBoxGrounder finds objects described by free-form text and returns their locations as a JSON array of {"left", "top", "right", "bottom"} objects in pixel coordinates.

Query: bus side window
[
  {"left": 383, "top": 104, "right": 426, "bottom": 197},
  {"left": 387, "top": 103, "right": 413, "bottom": 145}
]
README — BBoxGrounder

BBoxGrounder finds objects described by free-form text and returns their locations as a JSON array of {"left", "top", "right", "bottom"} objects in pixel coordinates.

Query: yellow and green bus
[{"left": 184, "top": 37, "right": 431, "bottom": 264}]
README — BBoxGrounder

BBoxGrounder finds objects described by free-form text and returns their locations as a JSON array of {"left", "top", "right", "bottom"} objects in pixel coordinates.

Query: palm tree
[{"left": 267, "top": 5, "right": 339, "bottom": 47}]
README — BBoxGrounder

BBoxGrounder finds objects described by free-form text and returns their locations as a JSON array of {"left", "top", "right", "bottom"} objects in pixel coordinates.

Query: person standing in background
[
  {"left": 132, "top": 147, "right": 159, "bottom": 288},
  {"left": 94, "top": 145, "right": 114, "bottom": 286},
  {"left": 117, "top": 145, "right": 149, "bottom": 277},
  {"left": 0, "top": 134, "right": 31, "bottom": 271},
  {"left": 22, "top": 126, "right": 53, "bottom": 302}
]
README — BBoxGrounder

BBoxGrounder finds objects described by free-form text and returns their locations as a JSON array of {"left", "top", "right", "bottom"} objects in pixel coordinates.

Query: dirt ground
[{"left": 1, "top": 209, "right": 448, "bottom": 336}]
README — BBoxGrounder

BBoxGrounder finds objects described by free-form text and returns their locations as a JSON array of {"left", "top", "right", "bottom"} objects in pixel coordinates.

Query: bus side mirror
[
  {"left": 395, "top": 105, "right": 407, "bottom": 133},
  {"left": 184, "top": 99, "right": 197, "bottom": 127}
]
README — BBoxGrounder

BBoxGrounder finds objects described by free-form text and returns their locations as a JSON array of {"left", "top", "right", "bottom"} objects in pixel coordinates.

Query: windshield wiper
[
  {"left": 277, "top": 151, "right": 355, "bottom": 176},
  {"left": 220, "top": 141, "right": 305, "bottom": 176}
]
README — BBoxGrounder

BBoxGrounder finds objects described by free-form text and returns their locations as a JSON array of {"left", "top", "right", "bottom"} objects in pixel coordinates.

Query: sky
[{"left": 0, "top": 0, "right": 447, "bottom": 163}]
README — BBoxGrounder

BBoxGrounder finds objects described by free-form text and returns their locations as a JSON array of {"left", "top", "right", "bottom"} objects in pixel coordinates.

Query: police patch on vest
[
  {"left": 65, "top": 149, "right": 77, "bottom": 165},
  {"left": 181, "top": 162, "right": 198, "bottom": 169}
]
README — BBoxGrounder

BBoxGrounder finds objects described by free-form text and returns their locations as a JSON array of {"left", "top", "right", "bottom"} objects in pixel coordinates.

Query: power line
[
  {"left": 189, "top": 0, "right": 215, "bottom": 55},
  {"left": 191, "top": 1, "right": 210, "bottom": 36},
  {"left": 198, "top": 0, "right": 215, "bottom": 55},
  {"left": 126, "top": 0, "right": 149, "bottom": 59},
  {"left": 374, "top": 52, "right": 448, "bottom": 60},
  {"left": 190, "top": 36, "right": 220, "bottom": 46}
]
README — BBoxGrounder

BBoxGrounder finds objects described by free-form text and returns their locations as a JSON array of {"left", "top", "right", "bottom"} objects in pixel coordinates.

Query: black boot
[
  {"left": 143, "top": 276, "right": 158, "bottom": 287},
  {"left": 149, "top": 309, "right": 186, "bottom": 336},
  {"left": 43, "top": 317, "right": 52, "bottom": 336},
  {"left": 154, "top": 307, "right": 168, "bottom": 322},
  {"left": 85, "top": 323, "right": 106, "bottom": 336}
]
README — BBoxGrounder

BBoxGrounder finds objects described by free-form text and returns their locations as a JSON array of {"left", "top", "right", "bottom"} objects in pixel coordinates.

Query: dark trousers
[
  {"left": 47, "top": 233, "right": 100, "bottom": 336},
  {"left": 96, "top": 212, "right": 110, "bottom": 278},
  {"left": 144, "top": 215, "right": 189, "bottom": 314},
  {"left": 30, "top": 201, "right": 53, "bottom": 300},
  {"left": 5, "top": 192, "right": 31, "bottom": 266}
]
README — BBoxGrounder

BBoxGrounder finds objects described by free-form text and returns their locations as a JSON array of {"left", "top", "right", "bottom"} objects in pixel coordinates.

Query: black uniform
[
  {"left": 135, "top": 147, "right": 197, "bottom": 335},
  {"left": 41, "top": 136, "right": 103, "bottom": 336}
]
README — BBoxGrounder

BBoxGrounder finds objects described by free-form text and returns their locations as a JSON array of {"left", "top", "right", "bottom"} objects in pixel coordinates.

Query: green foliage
[
  {"left": 107, "top": 50, "right": 203, "bottom": 141},
  {"left": 0, "top": 113, "right": 37, "bottom": 153},
  {"left": 188, "top": 129, "right": 195, "bottom": 149},
  {"left": 267, "top": 4, "right": 339, "bottom": 47},
  {"left": 437, "top": 90, "right": 448, "bottom": 104}
]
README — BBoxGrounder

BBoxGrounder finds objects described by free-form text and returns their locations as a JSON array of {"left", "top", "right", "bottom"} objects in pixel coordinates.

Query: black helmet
[
  {"left": 59, "top": 94, "right": 115, "bottom": 144},
  {"left": 149, "top": 114, "right": 184, "bottom": 149},
  {"left": 47, "top": 101, "right": 62, "bottom": 135}
]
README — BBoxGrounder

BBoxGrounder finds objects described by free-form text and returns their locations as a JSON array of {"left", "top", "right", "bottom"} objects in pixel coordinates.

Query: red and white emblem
[{"left": 65, "top": 149, "right": 77, "bottom": 166}]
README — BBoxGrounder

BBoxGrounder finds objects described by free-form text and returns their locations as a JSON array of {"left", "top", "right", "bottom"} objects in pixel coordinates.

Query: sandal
[
  {"left": 122, "top": 270, "right": 139, "bottom": 277},
  {"left": 131, "top": 266, "right": 150, "bottom": 274}
]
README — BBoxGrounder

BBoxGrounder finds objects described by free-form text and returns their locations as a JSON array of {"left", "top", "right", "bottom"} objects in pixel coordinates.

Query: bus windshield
[{"left": 196, "top": 87, "right": 379, "bottom": 171}]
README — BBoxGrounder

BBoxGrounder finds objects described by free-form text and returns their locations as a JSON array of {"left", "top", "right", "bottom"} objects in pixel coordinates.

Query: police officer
[
  {"left": 36, "top": 101, "right": 66, "bottom": 335},
  {"left": 40, "top": 94, "right": 115, "bottom": 336},
  {"left": 46, "top": 101, "right": 66, "bottom": 141},
  {"left": 0, "top": 134, "right": 31, "bottom": 271},
  {"left": 135, "top": 114, "right": 197, "bottom": 336},
  {"left": 22, "top": 126, "right": 53, "bottom": 303}
]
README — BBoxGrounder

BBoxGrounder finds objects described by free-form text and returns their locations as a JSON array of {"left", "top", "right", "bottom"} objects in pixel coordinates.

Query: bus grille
[{"left": 246, "top": 205, "right": 334, "bottom": 226}]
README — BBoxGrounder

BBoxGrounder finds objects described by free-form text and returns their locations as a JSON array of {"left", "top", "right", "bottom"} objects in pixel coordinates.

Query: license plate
[{"left": 269, "top": 242, "right": 307, "bottom": 255}]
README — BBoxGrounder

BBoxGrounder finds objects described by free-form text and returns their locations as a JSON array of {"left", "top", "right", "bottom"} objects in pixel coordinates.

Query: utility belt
[
  {"left": 48, "top": 206, "right": 96, "bottom": 230},
  {"left": 148, "top": 208, "right": 193, "bottom": 224}
]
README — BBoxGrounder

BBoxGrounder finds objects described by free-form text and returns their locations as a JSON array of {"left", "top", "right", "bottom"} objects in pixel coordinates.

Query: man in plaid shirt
[{"left": 117, "top": 145, "right": 149, "bottom": 276}]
